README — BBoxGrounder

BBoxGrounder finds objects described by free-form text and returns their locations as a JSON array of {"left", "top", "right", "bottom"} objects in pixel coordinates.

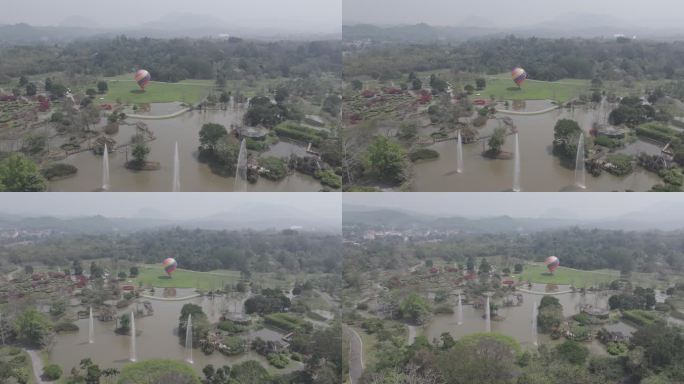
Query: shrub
[
  {"left": 41, "top": 163, "right": 77, "bottom": 180},
  {"left": 258, "top": 157, "right": 287, "bottom": 181},
  {"left": 409, "top": 148, "right": 440, "bottom": 162},
  {"left": 605, "top": 154, "right": 634, "bottom": 176},
  {"left": 267, "top": 353, "right": 289, "bottom": 369},
  {"left": 274, "top": 121, "right": 325, "bottom": 147},
  {"left": 606, "top": 342, "right": 628, "bottom": 356},
  {"left": 43, "top": 364, "right": 62, "bottom": 381},
  {"left": 53, "top": 322, "right": 79, "bottom": 333},
  {"left": 314, "top": 169, "right": 341, "bottom": 189}
]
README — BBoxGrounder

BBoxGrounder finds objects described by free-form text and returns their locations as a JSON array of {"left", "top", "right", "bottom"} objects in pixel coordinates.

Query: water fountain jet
[
  {"left": 532, "top": 300, "right": 538, "bottom": 346},
  {"left": 185, "top": 314, "right": 193, "bottom": 364},
  {"left": 456, "top": 131, "right": 463, "bottom": 174},
  {"left": 457, "top": 293, "right": 463, "bottom": 325},
  {"left": 129, "top": 311, "right": 137, "bottom": 362},
  {"left": 172, "top": 142, "right": 180, "bottom": 192},
  {"left": 102, "top": 144, "right": 110, "bottom": 191},
  {"left": 234, "top": 139, "right": 248, "bottom": 192},
  {"left": 512, "top": 133, "right": 521, "bottom": 192},
  {"left": 575, "top": 133, "right": 586, "bottom": 189},
  {"left": 88, "top": 307, "right": 94, "bottom": 344}
]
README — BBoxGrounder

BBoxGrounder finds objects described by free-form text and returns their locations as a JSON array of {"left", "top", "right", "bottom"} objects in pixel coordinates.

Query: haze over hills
[
  {"left": 343, "top": 203, "right": 684, "bottom": 232},
  {"left": 0, "top": 12, "right": 341, "bottom": 45},
  {"left": 343, "top": 12, "right": 684, "bottom": 43},
  {"left": 0, "top": 203, "right": 340, "bottom": 234}
]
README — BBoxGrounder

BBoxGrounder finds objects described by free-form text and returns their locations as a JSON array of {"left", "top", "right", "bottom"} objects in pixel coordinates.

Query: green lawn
[
  {"left": 477, "top": 74, "right": 590, "bottom": 103},
  {"left": 100, "top": 77, "right": 214, "bottom": 105},
  {"left": 517, "top": 264, "right": 619, "bottom": 286},
  {"left": 132, "top": 265, "right": 242, "bottom": 290},
  {"left": 132, "top": 265, "right": 324, "bottom": 290}
]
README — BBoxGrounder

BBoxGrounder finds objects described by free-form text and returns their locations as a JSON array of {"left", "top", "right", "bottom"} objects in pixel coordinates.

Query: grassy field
[
  {"left": 517, "top": 264, "right": 620, "bottom": 286},
  {"left": 100, "top": 77, "right": 214, "bottom": 105},
  {"left": 132, "top": 265, "right": 322, "bottom": 290},
  {"left": 477, "top": 74, "right": 590, "bottom": 103}
]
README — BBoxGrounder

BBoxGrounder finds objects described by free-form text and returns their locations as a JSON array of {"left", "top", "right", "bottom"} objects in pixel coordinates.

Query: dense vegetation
[
  {"left": 0, "top": 37, "right": 341, "bottom": 83},
  {"left": 345, "top": 36, "right": 684, "bottom": 82},
  {"left": 0, "top": 227, "right": 342, "bottom": 275}
]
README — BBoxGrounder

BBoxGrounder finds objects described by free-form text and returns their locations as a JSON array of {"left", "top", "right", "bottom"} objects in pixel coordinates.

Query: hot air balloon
[
  {"left": 162, "top": 258, "right": 178, "bottom": 276},
  {"left": 134, "top": 70, "right": 151, "bottom": 91},
  {"left": 511, "top": 67, "right": 528, "bottom": 87},
  {"left": 544, "top": 256, "right": 560, "bottom": 274}
]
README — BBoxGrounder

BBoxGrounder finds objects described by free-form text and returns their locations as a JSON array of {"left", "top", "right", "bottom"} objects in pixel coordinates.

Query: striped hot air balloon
[
  {"left": 134, "top": 70, "right": 151, "bottom": 90},
  {"left": 511, "top": 67, "right": 528, "bottom": 87},
  {"left": 162, "top": 258, "right": 178, "bottom": 276},
  {"left": 544, "top": 256, "right": 560, "bottom": 273}
]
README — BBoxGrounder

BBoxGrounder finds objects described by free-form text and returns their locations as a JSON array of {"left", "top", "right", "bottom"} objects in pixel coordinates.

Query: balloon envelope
[
  {"left": 511, "top": 67, "right": 528, "bottom": 86},
  {"left": 544, "top": 256, "right": 560, "bottom": 272},
  {"left": 162, "top": 257, "right": 177, "bottom": 276},
  {"left": 134, "top": 70, "right": 151, "bottom": 90}
]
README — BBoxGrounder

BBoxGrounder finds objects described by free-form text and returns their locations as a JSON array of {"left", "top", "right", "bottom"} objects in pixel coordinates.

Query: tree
[
  {"left": 363, "top": 136, "right": 407, "bottom": 184},
  {"left": 19, "top": 76, "right": 28, "bottom": 86},
  {"left": 230, "top": 360, "right": 269, "bottom": 384},
  {"left": 274, "top": 87, "right": 289, "bottom": 104},
  {"left": 487, "top": 127, "right": 506, "bottom": 155},
  {"left": 412, "top": 78, "right": 422, "bottom": 90},
  {"left": 399, "top": 293, "right": 431, "bottom": 324},
  {"left": 553, "top": 119, "right": 582, "bottom": 164},
  {"left": 219, "top": 91, "right": 230, "bottom": 104},
  {"left": 0, "top": 154, "right": 47, "bottom": 192},
  {"left": 514, "top": 264, "right": 523, "bottom": 273},
  {"left": 351, "top": 80, "right": 363, "bottom": 90},
  {"left": 25, "top": 83, "right": 37, "bottom": 96},
  {"left": 131, "top": 142, "right": 150, "bottom": 166},
  {"left": 479, "top": 258, "right": 491, "bottom": 274},
  {"left": 15, "top": 309, "right": 51, "bottom": 347},
  {"left": 437, "top": 333, "right": 520, "bottom": 384},
  {"left": 537, "top": 296, "right": 563, "bottom": 333},
  {"left": 97, "top": 81, "right": 108, "bottom": 93},
  {"left": 464, "top": 84, "right": 475, "bottom": 94},
  {"left": 467, "top": 256, "right": 475, "bottom": 272},
  {"left": 129, "top": 266, "right": 139, "bottom": 277},
  {"left": 397, "top": 121, "right": 418, "bottom": 140},
  {"left": 476, "top": 78, "right": 486, "bottom": 90},
  {"left": 322, "top": 95, "right": 342, "bottom": 117},
  {"left": 199, "top": 123, "right": 228, "bottom": 151},
  {"left": 86, "top": 88, "right": 97, "bottom": 98},
  {"left": 556, "top": 340, "right": 589, "bottom": 365}
]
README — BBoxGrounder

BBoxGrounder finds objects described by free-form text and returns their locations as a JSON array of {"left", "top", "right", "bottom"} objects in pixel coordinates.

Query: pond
[
  {"left": 48, "top": 104, "right": 323, "bottom": 192},
  {"left": 49, "top": 292, "right": 302, "bottom": 374},
  {"left": 411, "top": 102, "right": 662, "bottom": 192}
]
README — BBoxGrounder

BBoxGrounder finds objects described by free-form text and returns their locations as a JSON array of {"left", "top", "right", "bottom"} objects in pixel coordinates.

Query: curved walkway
[
  {"left": 496, "top": 105, "right": 560, "bottom": 116},
  {"left": 126, "top": 108, "right": 190, "bottom": 120},
  {"left": 26, "top": 349, "right": 47, "bottom": 384},
  {"left": 140, "top": 293, "right": 201, "bottom": 301},
  {"left": 516, "top": 288, "right": 573, "bottom": 295}
]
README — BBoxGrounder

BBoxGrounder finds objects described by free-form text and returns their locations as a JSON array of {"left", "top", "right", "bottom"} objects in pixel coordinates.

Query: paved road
[
  {"left": 344, "top": 326, "right": 364, "bottom": 384},
  {"left": 26, "top": 349, "right": 46, "bottom": 384}
]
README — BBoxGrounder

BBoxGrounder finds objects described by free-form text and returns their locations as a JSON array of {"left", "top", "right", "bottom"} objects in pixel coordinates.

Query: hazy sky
[
  {"left": 1, "top": 0, "right": 341, "bottom": 32},
  {"left": 0, "top": 193, "right": 341, "bottom": 220},
  {"left": 344, "top": 193, "right": 684, "bottom": 220},
  {"left": 343, "top": 0, "right": 684, "bottom": 28}
]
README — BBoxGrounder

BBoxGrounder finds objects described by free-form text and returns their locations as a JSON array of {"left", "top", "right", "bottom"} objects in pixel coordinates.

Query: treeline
[
  {"left": 347, "top": 227, "right": 684, "bottom": 274},
  {"left": 345, "top": 36, "right": 684, "bottom": 82},
  {"left": 0, "top": 228, "right": 342, "bottom": 274},
  {"left": 0, "top": 36, "right": 341, "bottom": 83}
]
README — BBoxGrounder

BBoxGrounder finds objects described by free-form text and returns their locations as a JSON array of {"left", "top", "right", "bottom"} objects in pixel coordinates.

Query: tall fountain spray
[
  {"left": 0, "top": 312, "right": 4, "bottom": 345},
  {"left": 485, "top": 295, "right": 491, "bottom": 332},
  {"left": 512, "top": 133, "right": 521, "bottom": 192},
  {"left": 102, "top": 144, "right": 110, "bottom": 191},
  {"left": 575, "top": 133, "right": 586, "bottom": 189},
  {"left": 185, "top": 314, "right": 194, "bottom": 364},
  {"left": 456, "top": 131, "right": 463, "bottom": 174},
  {"left": 172, "top": 142, "right": 181, "bottom": 192},
  {"left": 457, "top": 293, "right": 463, "bottom": 325},
  {"left": 234, "top": 139, "right": 248, "bottom": 192},
  {"left": 532, "top": 300, "right": 538, "bottom": 346},
  {"left": 129, "top": 312, "right": 137, "bottom": 362},
  {"left": 88, "top": 307, "right": 94, "bottom": 344}
]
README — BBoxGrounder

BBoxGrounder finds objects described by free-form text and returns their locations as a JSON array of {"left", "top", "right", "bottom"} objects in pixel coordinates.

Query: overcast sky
[
  {"left": 343, "top": 0, "right": 684, "bottom": 28},
  {"left": 344, "top": 193, "right": 684, "bottom": 220},
  {"left": 1, "top": 0, "right": 341, "bottom": 32},
  {"left": 0, "top": 193, "right": 341, "bottom": 221}
]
